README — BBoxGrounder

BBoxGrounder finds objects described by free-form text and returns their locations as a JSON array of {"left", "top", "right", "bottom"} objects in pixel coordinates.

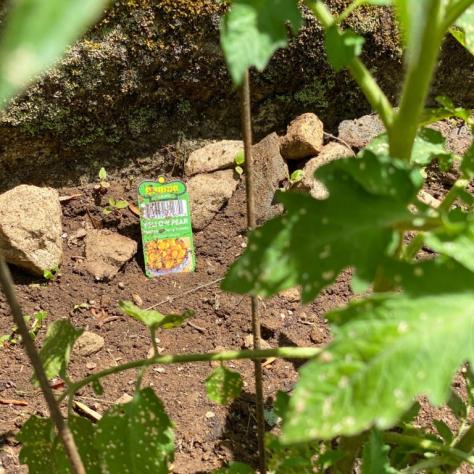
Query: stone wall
[{"left": 0, "top": 0, "right": 472, "bottom": 189}]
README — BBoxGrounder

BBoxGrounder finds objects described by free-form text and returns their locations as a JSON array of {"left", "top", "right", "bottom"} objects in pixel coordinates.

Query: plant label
[{"left": 138, "top": 177, "right": 195, "bottom": 277}]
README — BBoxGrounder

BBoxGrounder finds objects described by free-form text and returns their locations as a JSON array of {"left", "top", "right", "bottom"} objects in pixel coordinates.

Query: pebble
[
  {"left": 205, "top": 411, "right": 216, "bottom": 419},
  {"left": 118, "top": 282, "right": 125, "bottom": 290}
]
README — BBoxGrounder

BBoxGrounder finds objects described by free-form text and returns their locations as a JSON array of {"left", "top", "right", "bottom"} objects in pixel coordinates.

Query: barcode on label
[{"left": 142, "top": 199, "right": 187, "bottom": 219}]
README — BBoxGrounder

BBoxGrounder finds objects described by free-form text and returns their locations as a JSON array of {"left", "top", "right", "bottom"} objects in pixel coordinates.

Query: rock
[
  {"left": 0, "top": 185, "right": 62, "bottom": 275},
  {"left": 188, "top": 169, "right": 239, "bottom": 230},
  {"left": 279, "top": 287, "right": 300, "bottom": 303},
  {"left": 300, "top": 142, "right": 354, "bottom": 199},
  {"left": 338, "top": 114, "right": 385, "bottom": 149},
  {"left": 185, "top": 140, "right": 243, "bottom": 176},
  {"left": 310, "top": 325, "right": 327, "bottom": 344},
  {"left": 115, "top": 393, "right": 133, "bottom": 404},
  {"left": 280, "top": 113, "right": 324, "bottom": 160},
  {"left": 252, "top": 132, "right": 289, "bottom": 223},
  {"left": 243, "top": 334, "right": 271, "bottom": 349},
  {"left": 75, "top": 331, "right": 104, "bottom": 356},
  {"left": 84, "top": 229, "right": 137, "bottom": 281}
]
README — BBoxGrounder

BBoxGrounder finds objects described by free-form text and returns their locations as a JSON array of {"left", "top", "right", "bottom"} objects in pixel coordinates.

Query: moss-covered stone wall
[{"left": 0, "top": 0, "right": 472, "bottom": 188}]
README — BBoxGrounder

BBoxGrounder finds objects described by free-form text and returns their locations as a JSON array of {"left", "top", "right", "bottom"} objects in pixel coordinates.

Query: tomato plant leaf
[
  {"left": 425, "top": 219, "right": 474, "bottom": 273},
  {"left": 220, "top": 0, "right": 302, "bottom": 85},
  {"left": 17, "top": 415, "right": 99, "bottom": 473},
  {"left": 96, "top": 388, "right": 174, "bottom": 473},
  {"left": 364, "top": 127, "right": 452, "bottom": 166},
  {"left": 119, "top": 301, "right": 193, "bottom": 329},
  {"left": 205, "top": 366, "right": 243, "bottom": 405},
  {"left": 324, "top": 25, "right": 365, "bottom": 71},
  {"left": 0, "top": 0, "right": 109, "bottom": 104},
  {"left": 34, "top": 320, "right": 83, "bottom": 383},
  {"left": 222, "top": 153, "right": 420, "bottom": 302},
  {"left": 461, "top": 142, "right": 474, "bottom": 179},
  {"left": 282, "top": 292, "right": 474, "bottom": 443},
  {"left": 433, "top": 419, "right": 454, "bottom": 444},
  {"left": 361, "top": 430, "right": 397, "bottom": 474},
  {"left": 450, "top": 5, "right": 474, "bottom": 56}
]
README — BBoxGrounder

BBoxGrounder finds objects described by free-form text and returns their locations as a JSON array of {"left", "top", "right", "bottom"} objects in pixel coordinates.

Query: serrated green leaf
[
  {"left": 17, "top": 416, "right": 55, "bottom": 473},
  {"left": 450, "top": 5, "right": 474, "bottom": 55},
  {"left": 282, "top": 293, "right": 474, "bottom": 443},
  {"left": 205, "top": 366, "right": 243, "bottom": 405},
  {"left": 96, "top": 388, "right": 174, "bottom": 473},
  {"left": 35, "top": 320, "right": 83, "bottom": 382},
  {"left": 364, "top": 127, "right": 452, "bottom": 166},
  {"left": 0, "top": 0, "right": 109, "bottom": 105},
  {"left": 433, "top": 419, "right": 454, "bottom": 443},
  {"left": 220, "top": 0, "right": 302, "bottom": 85},
  {"left": 222, "top": 153, "right": 419, "bottom": 302},
  {"left": 448, "top": 391, "right": 467, "bottom": 420},
  {"left": 362, "top": 430, "right": 398, "bottom": 474},
  {"left": 18, "top": 415, "right": 99, "bottom": 473},
  {"left": 425, "top": 219, "right": 474, "bottom": 273},
  {"left": 461, "top": 141, "right": 474, "bottom": 179},
  {"left": 213, "top": 462, "right": 255, "bottom": 474},
  {"left": 324, "top": 25, "right": 365, "bottom": 71},
  {"left": 119, "top": 300, "right": 193, "bottom": 329}
]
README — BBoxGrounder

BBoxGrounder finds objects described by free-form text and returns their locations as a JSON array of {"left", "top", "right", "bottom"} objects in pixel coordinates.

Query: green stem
[
  {"left": 383, "top": 432, "right": 474, "bottom": 465},
  {"left": 401, "top": 456, "right": 454, "bottom": 473},
  {"left": 337, "top": 0, "right": 364, "bottom": 23},
  {"left": 403, "top": 233, "right": 425, "bottom": 261},
  {"left": 62, "top": 347, "right": 321, "bottom": 401},
  {"left": 389, "top": 0, "right": 445, "bottom": 161},
  {"left": 305, "top": 0, "right": 394, "bottom": 129},
  {"left": 438, "top": 179, "right": 470, "bottom": 213}
]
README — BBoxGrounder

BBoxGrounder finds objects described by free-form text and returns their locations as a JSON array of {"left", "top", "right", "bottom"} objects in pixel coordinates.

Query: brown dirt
[{"left": 0, "top": 170, "right": 471, "bottom": 473}]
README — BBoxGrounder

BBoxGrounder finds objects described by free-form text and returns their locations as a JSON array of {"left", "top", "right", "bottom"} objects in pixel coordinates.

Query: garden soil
[{"left": 0, "top": 171, "right": 472, "bottom": 473}]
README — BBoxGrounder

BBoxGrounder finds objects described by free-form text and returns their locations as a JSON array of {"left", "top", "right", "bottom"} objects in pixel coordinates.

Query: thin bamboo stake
[
  {"left": 240, "top": 69, "right": 266, "bottom": 474},
  {"left": 0, "top": 258, "right": 86, "bottom": 474}
]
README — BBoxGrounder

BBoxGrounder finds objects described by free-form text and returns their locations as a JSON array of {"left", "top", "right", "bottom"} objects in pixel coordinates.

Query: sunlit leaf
[
  {"left": 362, "top": 430, "right": 398, "bottom": 474},
  {"left": 96, "top": 388, "right": 174, "bottom": 473},
  {"left": 35, "top": 320, "right": 83, "bottom": 382},
  {"left": 450, "top": 5, "right": 474, "bottom": 55},
  {"left": 222, "top": 153, "right": 421, "bottom": 302},
  {"left": 205, "top": 366, "right": 243, "bottom": 405},
  {"left": 0, "top": 0, "right": 109, "bottom": 105},
  {"left": 220, "top": 0, "right": 302, "bottom": 85},
  {"left": 119, "top": 301, "right": 193, "bottom": 329},
  {"left": 282, "top": 292, "right": 474, "bottom": 442},
  {"left": 433, "top": 419, "right": 453, "bottom": 443},
  {"left": 324, "top": 25, "right": 365, "bottom": 71}
]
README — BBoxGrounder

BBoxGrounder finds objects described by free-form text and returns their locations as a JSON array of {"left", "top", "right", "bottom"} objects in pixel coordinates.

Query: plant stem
[
  {"left": 403, "top": 233, "right": 425, "bottom": 261},
  {"left": 389, "top": 0, "right": 444, "bottom": 161},
  {"left": 0, "top": 258, "right": 86, "bottom": 474},
  {"left": 438, "top": 178, "right": 470, "bottom": 212},
  {"left": 240, "top": 69, "right": 266, "bottom": 474},
  {"left": 446, "top": 424, "right": 474, "bottom": 473},
  {"left": 383, "top": 432, "right": 474, "bottom": 465},
  {"left": 401, "top": 456, "right": 454, "bottom": 473},
  {"left": 64, "top": 347, "right": 321, "bottom": 401},
  {"left": 337, "top": 0, "right": 364, "bottom": 23},
  {"left": 306, "top": 0, "right": 394, "bottom": 129}
]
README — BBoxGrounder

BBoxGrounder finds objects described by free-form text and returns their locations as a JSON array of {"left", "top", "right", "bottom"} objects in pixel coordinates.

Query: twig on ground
[{"left": 0, "top": 398, "right": 28, "bottom": 406}]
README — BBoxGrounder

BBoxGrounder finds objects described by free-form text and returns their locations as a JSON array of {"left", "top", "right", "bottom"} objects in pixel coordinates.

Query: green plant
[
  {"left": 102, "top": 197, "right": 129, "bottom": 215},
  {"left": 234, "top": 149, "right": 245, "bottom": 175},
  {"left": 289, "top": 169, "right": 304, "bottom": 185},
  {"left": 0, "top": 311, "right": 47, "bottom": 346},
  {"left": 43, "top": 267, "right": 61, "bottom": 281},
  {"left": 95, "top": 167, "right": 110, "bottom": 192},
  {"left": 1, "top": 0, "right": 473, "bottom": 473}
]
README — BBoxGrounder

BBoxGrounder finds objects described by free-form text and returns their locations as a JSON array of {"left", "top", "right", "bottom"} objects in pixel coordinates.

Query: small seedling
[
  {"left": 43, "top": 267, "right": 60, "bottom": 281},
  {"left": 95, "top": 167, "right": 110, "bottom": 193},
  {"left": 289, "top": 169, "right": 304, "bottom": 184},
  {"left": 234, "top": 150, "right": 245, "bottom": 175},
  {"left": 0, "top": 311, "right": 47, "bottom": 347},
  {"left": 103, "top": 197, "right": 129, "bottom": 215}
]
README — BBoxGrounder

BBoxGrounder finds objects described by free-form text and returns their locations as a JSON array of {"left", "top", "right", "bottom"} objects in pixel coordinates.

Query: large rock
[
  {"left": 252, "top": 132, "right": 289, "bottom": 223},
  {"left": 280, "top": 113, "right": 324, "bottom": 160},
  {"left": 188, "top": 169, "right": 239, "bottom": 230},
  {"left": 185, "top": 140, "right": 243, "bottom": 176},
  {"left": 300, "top": 142, "right": 354, "bottom": 199},
  {"left": 84, "top": 229, "right": 137, "bottom": 281},
  {"left": 337, "top": 114, "right": 385, "bottom": 149},
  {"left": 0, "top": 185, "right": 62, "bottom": 275}
]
